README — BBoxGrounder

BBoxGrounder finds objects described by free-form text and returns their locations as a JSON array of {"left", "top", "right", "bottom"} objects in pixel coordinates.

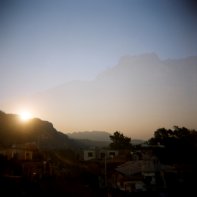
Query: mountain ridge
[
  {"left": 0, "top": 110, "right": 144, "bottom": 150},
  {"left": 1, "top": 54, "right": 197, "bottom": 139},
  {"left": 67, "top": 130, "right": 145, "bottom": 145},
  {"left": 67, "top": 131, "right": 111, "bottom": 141}
]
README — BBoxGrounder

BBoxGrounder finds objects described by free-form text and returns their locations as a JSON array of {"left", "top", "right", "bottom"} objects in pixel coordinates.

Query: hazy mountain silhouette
[
  {"left": 67, "top": 131, "right": 111, "bottom": 141},
  {"left": 67, "top": 131, "right": 145, "bottom": 145},
  {"left": 2, "top": 53, "right": 197, "bottom": 139}
]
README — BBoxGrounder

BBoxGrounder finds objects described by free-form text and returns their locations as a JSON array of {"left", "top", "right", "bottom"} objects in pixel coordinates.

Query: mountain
[
  {"left": 0, "top": 110, "right": 115, "bottom": 150},
  {"left": 67, "top": 131, "right": 111, "bottom": 141},
  {"left": 67, "top": 131, "right": 145, "bottom": 146},
  {"left": 0, "top": 110, "right": 74, "bottom": 149},
  {"left": 1, "top": 53, "right": 197, "bottom": 139},
  {"left": 67, "top": 131, "right": 111, "bottom": 149}
]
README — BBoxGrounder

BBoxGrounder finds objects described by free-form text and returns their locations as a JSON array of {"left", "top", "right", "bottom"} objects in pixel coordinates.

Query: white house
[
  {"left": 83, "top": 150, "right": 96, "bottom": 161},
  {"left": 83, "top": 149, "right": 119, "bottom": 161}
]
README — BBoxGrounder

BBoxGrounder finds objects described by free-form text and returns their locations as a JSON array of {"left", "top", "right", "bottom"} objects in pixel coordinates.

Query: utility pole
[{"left": 104, "top": 150, "right": 107, "bottom": 187}]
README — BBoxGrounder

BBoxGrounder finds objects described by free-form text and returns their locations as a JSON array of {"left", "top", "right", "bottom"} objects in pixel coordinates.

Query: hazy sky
[{"left": 0, "top": 0, "right": 197, "bottom": 139}]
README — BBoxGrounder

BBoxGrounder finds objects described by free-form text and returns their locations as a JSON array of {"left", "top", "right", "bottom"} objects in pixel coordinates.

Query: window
[
  {"left": 100, "top": 152, "right": 105, "bottom": 159},
  {"left": 109, "top": 152, "right": 115, "bottom": 157},
  {"left": 25, "top": 152, "right": 30, "bottom": 160},
  {"left": 88, "top": 152, "right": 93, "bottom": 157}
]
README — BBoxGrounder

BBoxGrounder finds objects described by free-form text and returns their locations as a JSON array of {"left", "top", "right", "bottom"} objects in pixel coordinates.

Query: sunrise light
[{"left": 19, "top": 111, "right": 33, "bottom": 121}]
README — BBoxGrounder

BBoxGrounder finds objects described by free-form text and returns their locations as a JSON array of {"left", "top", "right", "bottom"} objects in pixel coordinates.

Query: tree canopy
[
  {"left": 148, "top": 126, "right": 197, "bottom": 164},
  {"left": 109, "top": 131, "right": 132, "bottom": 150}
]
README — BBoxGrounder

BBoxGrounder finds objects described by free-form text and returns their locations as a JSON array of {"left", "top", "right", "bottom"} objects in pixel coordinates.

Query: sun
[{"left": 19, "top": 111, "right": 33, "bottom": 121}]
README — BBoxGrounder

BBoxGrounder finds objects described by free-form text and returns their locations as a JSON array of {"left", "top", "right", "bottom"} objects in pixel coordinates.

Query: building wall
[
  {"left": 83, "top": 149, "right": 119, "bottom": 161},
  {"left": 0, "top": 148, "right": 33, "bottom": 160},
  {"left": 84, "top": 150, "right": 96, "bottom": 161}
]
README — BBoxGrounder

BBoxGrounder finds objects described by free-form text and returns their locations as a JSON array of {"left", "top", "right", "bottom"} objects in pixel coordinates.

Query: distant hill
[
  {"left": 0, "top": 110, "right": 125, "bottom": 150},
  {"left": 67, "top": 131, "right": 112, "bottom": 149},
  {"left": 0, "top": 110, "right": 144, "bottom": 150},
  {"left": 67, "top": 131, "right": 111, "bottom": 141},
  {"left": 67, "top": 131, "right": 145, "bottom": 145},
  {"left": 72, "top": 139, "right": 110, "bottom": 149}
]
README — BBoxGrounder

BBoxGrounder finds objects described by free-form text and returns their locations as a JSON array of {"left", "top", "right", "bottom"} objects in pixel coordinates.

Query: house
[
  {"left": 98, "top": 150, "right": 119, "bottom": 160},
  {"left": 0, "top": 142, "right": 38, "bottom": 161},
  {"left": 83, "top": 150, "right": 96, "bottom": 161},
  {"left": 83, "top": 149, "right": 119, "bottom": 161},
  {"left": 109, "top": 146, "right": 164, "bottom": 193}
]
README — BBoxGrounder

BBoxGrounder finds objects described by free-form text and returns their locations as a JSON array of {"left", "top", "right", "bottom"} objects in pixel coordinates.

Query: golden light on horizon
[{"left": 19, "top": 111, "right": 33, "bottom": 122}]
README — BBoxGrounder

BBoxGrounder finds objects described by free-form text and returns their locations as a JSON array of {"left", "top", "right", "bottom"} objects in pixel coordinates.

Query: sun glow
[{"left": 19, "top": 111, "right": 33, "bottom": 121}]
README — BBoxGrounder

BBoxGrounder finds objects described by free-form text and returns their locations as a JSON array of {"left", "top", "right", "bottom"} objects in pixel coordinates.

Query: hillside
[
  {"left": 0, "top": 111, "right": 119, "bottom": 150},
  {"left": 0, "top": 111, "right": 144, "bottom": 150},
  {"left": 0, "top": 110, "right": 74, "bottom": 149},
  {"left": 67, "top": 131, "right": 111, "bottom": 141}
]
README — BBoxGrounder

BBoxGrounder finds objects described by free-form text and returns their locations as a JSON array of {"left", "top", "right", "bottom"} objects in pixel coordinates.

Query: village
[{"left": 0, "top": 130, "right": 196, "bottom": 197}]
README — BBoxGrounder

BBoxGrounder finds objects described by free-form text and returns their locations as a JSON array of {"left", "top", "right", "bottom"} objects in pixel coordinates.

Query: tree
[
  {"left": 148, "top": 126, "right": 197, "bottom": 164},
  {"left": 109, "top": 131, "right": 132, "bottom": 150}
]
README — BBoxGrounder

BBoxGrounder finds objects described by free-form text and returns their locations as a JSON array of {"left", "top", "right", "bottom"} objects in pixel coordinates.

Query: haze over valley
[{"left": 1, "top": 54, "right": 197, "bottom": 140}]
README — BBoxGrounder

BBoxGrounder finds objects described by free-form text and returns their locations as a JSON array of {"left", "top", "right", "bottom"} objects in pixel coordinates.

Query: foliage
[
  {"left": 148, "top": 126, "right": 197, "bottom": 164},
  {"left": 109, "top": 131, "right": 132, "bottom": 150}
]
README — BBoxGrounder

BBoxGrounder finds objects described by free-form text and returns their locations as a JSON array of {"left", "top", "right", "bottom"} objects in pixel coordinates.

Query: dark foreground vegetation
[{"left": 0, "top": 110, "right": 197, "bottom": 196}]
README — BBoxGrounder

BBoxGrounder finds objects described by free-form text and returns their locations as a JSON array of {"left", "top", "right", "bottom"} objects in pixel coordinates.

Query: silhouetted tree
[
  {"left": 148, "top": 126, "right": 197, "bottom": 164},
  {"left": 109, "top": 131, "right": 132, "bottom": 150}
]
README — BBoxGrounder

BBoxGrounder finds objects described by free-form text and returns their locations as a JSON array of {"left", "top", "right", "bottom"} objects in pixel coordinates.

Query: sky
[{"left": 0, "top": 0, "right": 197, "bottom": 139}]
